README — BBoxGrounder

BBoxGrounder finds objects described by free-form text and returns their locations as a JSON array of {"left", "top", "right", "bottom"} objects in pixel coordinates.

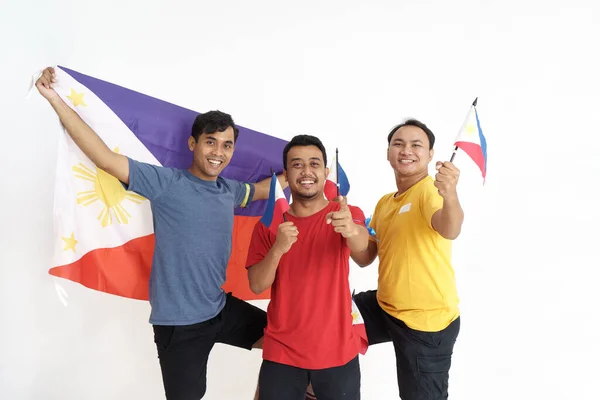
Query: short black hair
[
  {"left": 282, "top": 135, "right": 328, "bottom": 170},
  {"left": 387, "top": 119, "right": 435, "bottom": 150},
  {"left": 191, "top": 110, "right": 239, "bottom": 142}
]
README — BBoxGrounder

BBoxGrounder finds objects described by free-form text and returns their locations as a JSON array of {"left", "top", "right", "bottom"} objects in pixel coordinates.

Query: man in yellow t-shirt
[{"left": 353, "top": 119, "right": 464, "bottom": 400}]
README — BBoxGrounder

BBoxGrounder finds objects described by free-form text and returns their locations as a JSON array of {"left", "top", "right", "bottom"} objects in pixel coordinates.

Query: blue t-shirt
[{"left": 125, "top": 158, "right": 255, "bottom": 325}]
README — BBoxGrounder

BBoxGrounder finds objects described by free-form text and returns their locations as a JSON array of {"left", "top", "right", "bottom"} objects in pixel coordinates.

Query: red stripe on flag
[
  {"left": 324, "top": 180, "right": 337, "bottom": 200},
  {"left": 223, "top": 216, "right": 271, "bottom": 300},
  {"left": 455, "top": 141, "right": 486, "bottom": 178},
  {"left": 49, "top": 216, "right": 270, "bottom": 301},
  {"left": 49, "top": 234, "right": 155, "bottom": 300}
]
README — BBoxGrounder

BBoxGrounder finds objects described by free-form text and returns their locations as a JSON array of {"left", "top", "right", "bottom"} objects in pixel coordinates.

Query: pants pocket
[
  {"left": 417, "top": 355, "right": 452, "bottom": 399},
  {"left": 153, "top": 325, "right": 176, "bottom": 351}
]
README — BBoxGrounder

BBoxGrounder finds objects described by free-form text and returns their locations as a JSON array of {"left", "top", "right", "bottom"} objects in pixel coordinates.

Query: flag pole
[
  {"left": 450, "top": 97, "right": 478, "bottom": 162},
  {"left": 336, "top": 147, "right": 340, "bottom": 197}
]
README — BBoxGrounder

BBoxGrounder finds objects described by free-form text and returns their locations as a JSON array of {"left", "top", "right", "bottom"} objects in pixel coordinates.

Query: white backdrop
[{"left": 1, "top": 0, "right": 599, "bottom": 399}]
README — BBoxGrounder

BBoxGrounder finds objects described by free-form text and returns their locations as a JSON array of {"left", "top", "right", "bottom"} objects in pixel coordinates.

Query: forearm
[
  {"left": 433, "top": 196, "right": 464, "bottom": 240},
  {"left": 351, "top": 239, "right": 377, "bottom": 267},
  {"left": 346, "top": 224, "right": 369, "bottom": 254},
  {"left": 248, "top": 247, "right": 284, "bottom": 294},
  {"left": 252, "top": 174, "right": 285, "bottom": 201},
  {"left": 48, "top": 96, "right": 128, "bottom": 182}
]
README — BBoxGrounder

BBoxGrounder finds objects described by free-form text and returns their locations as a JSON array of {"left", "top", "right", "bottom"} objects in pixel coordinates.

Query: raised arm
[
  {"left": 431, "top": 161, "right": 464, "bottom": 240},
  {"left": 252, "top": 174, "right": 288, "bottom": 201},
  {"left": 36, "top": 67, "right": 130, "bottom": 184}
]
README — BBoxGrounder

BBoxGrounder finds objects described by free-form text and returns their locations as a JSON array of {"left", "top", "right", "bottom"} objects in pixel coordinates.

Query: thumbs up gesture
[{"left": 326, "top": 196, "right": 359, "bottom": 238}]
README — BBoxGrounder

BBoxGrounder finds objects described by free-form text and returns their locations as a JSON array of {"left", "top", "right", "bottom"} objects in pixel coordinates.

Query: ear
[
  {"left": 283, "top": 169, "right": 288, "bottom": 182},
  {"left": 429, "top": 148, "right": 434, "bottom": 162},
  {"left": 325, "top": 167, "right": 330, "bottom": 178},
  {"left": 188, "top": 136, "right": 196, "bottom": 151},
  {"left": 386, "top": 147, "right": 390, "bottom": 161}
]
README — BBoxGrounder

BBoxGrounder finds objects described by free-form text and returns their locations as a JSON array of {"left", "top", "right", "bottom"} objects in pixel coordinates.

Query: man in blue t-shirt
[{"left": 36, "top": 66, "right": 295, "bottom": 399}]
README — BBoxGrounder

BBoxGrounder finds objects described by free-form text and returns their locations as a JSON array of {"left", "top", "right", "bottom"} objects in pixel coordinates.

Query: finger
[
  {"left": 331, "top": 218, "right": 351, "bottom": 227},
  {"left": 280, "top": 221, "right": 295, "bottom": 228},
  {"left": 325, "top": 212, "right": 334, "bottom": 224},
  {"left": 442, "top": 161, "right": 458, "bottom": 171},
  {"left": 282, "top": 225, "right": 299, "bottom": 233},
  {"left": 436, "top": 161, "right": 443, "bottom": 170}
]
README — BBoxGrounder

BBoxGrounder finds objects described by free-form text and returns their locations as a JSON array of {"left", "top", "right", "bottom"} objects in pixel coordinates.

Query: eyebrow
[
  {"left": 290, "top": 157, "right": 322, "bottom": 162},
  {"left": 206, "top": 135, "right": 234, "bottom": 144},
  {"left": 392, "top": 138, "right": 423, "bottom": 143}
]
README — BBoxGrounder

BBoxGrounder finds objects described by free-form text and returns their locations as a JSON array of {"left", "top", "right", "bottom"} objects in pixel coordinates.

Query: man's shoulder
[{"left": 217, "top": 176, "right": 249, "bottom": 192}]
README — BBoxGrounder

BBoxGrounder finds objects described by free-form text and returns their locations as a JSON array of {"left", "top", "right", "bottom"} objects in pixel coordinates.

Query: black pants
[
  {"left": 258, "top": 356, "right": 361, "bottom": 400},
  {"left": 353, "top": 290, "right": 460, "bottom": 400},
  {"left": 153, "top": 293, "right": 267, "bottom": 400}
]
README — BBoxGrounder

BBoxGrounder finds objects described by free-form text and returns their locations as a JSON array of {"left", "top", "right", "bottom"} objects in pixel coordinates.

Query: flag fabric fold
[
  {"left": 454, "top": 100, "right": 487, "bottom": 181},
  {"left": 351, "top": 296, "right": 369, "bottom": 354},
  {"left": 259, "top": 172, "right": 290, "bottom": 236},
  {"left": 49, "top": 66, "right": 287, "bottom": 301},
  {"left": 324, "top": 152, "right": 350, "bottom": 200}
]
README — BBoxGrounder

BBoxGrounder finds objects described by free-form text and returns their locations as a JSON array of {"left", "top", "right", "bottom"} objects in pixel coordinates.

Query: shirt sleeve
[
  {"left": 224, "top": 178, "right": 255, "bottom": 208},
  {"left": 368, "top": 196, "right": 384, "bottom": 242},
  {"left": 245, "top": 221, "right": 274, "bottom": 269},
  {"left": 123, "top": 157, "right": 175, "bottom": 201},
  {"left": 420, "top": 181, "right": 444, "bottom": 229},
  {"left": 349, "top": 205, "right": 366, "bottom": 226}
]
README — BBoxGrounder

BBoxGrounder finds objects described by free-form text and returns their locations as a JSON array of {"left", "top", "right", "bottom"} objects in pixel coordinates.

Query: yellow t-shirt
[{"left": 370, "top": 176, "right": 459, "bottom": 332}]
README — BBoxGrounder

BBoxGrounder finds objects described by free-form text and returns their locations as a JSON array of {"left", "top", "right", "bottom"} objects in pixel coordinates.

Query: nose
[
  {"left": 399, "top": 146, "right": 411, "bottom": 156},
  {"left": 212, "top": 144, "right": 225, "bottom": 157},
  {"left": 300, "top": 164, "right": 312, "bottom": 176}
]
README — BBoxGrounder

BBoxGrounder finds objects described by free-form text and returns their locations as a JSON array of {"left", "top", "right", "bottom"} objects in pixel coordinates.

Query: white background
[{"left": 1, "top": 0, "right": 599, "bottom": 399}]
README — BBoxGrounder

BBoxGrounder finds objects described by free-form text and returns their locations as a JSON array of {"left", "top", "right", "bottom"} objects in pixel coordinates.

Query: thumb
[{"left": 436, "top": 161, "right": 443, "bottom": 170}]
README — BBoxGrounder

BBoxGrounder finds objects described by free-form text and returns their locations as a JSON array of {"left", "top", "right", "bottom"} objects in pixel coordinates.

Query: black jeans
[
  {"left": 153, "top": 293, "right": 266, "bottom": 400},
  {"left": 353, "top": 290, "right": 460, "bottom": 400},
  {"left": 258, "top": 356, "right": 361, "bottom": 400}
]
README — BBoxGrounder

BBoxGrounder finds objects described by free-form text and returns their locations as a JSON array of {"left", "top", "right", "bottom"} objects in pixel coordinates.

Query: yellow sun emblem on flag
[
  {"left": 352, "top": 311, "right": 359, "bottom": 322},
  {"left": 72, "top": 149, "right": 146, "bottom": 227}
]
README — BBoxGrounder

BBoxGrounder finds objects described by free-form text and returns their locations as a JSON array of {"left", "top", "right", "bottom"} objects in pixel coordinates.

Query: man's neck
[
  {"left": 188, "top": 165, "right": 217, "bottom": 181},
  {"left": 394, "top": 171, "right": 428, "bottom": 196},
  {"left": 288, "top": 196, "right": 329, "bottom": 218}
]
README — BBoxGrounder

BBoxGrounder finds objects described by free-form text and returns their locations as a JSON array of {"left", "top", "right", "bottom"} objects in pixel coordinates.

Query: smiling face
[
  {"left": 284, "top": 145, "right": 329, "bottom": 201},
  {"left": 188, "top": 127, "right": 235, "bottom": 180},
  {"left": 387, "top": 125, "right": 434, "bottom": 177}
]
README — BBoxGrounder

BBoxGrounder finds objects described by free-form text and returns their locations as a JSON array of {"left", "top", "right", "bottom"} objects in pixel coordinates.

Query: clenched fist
[
  {"left": 273, "top": 221, "right": 299, "bottom": 254},
  {"left": 434, "top": 161, "right": 460, "bottom": 199},
  {"left": 35, "top": 67, "right": 59, "bottom": 101}
]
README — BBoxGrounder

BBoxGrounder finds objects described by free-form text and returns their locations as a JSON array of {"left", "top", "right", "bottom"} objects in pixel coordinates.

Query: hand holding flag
[
  {"left": 35, "top": 67, "right": 59, "bottom": 101},
  {"left": 434, "top": 161, "right": 460, "bottom": 199},
  {"left": 273, "top": 221, "right": 299, "bottom": 254},
  {"left": 326, "top": 196, "right": 359, "bottom": 238}
]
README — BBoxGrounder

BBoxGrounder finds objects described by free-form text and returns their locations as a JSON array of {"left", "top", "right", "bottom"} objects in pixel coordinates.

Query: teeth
[
  {"left": 208, "top": 160, "right": 222, "bottom": 165},
  {"left": 400, "top": 160, "right": 414, "bottom": 163},
  {"left": 300, "top": 180, "right": 314, "bottom": 184}
]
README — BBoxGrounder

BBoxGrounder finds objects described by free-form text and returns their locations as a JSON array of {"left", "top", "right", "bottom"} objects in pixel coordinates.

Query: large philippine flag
[{"left": 49, "top": 66, "right": 287, "bottom": 301}]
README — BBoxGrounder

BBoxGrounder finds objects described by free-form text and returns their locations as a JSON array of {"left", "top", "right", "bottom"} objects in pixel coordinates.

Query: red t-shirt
[{"left": 246, "top": 201, "right": 366, "bottom": 369}]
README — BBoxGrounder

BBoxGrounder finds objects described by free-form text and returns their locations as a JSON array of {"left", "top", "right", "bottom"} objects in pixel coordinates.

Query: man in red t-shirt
[{"left": 246, "top": 134, "right": 370, "bottom": 400}]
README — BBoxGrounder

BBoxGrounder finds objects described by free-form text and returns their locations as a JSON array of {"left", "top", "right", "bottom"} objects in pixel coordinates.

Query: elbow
[
  {"left": 249, "top": 281, "right": 264, "bottom": 295},
  {"left": 247, "top": 271, "right": 265, "bottom": 295},
  {"left": 351, "top": 254, "right": 375, "bottom": 268},
  {"left": 441, "top": 227, "right": 461, "bottom": 240}
]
